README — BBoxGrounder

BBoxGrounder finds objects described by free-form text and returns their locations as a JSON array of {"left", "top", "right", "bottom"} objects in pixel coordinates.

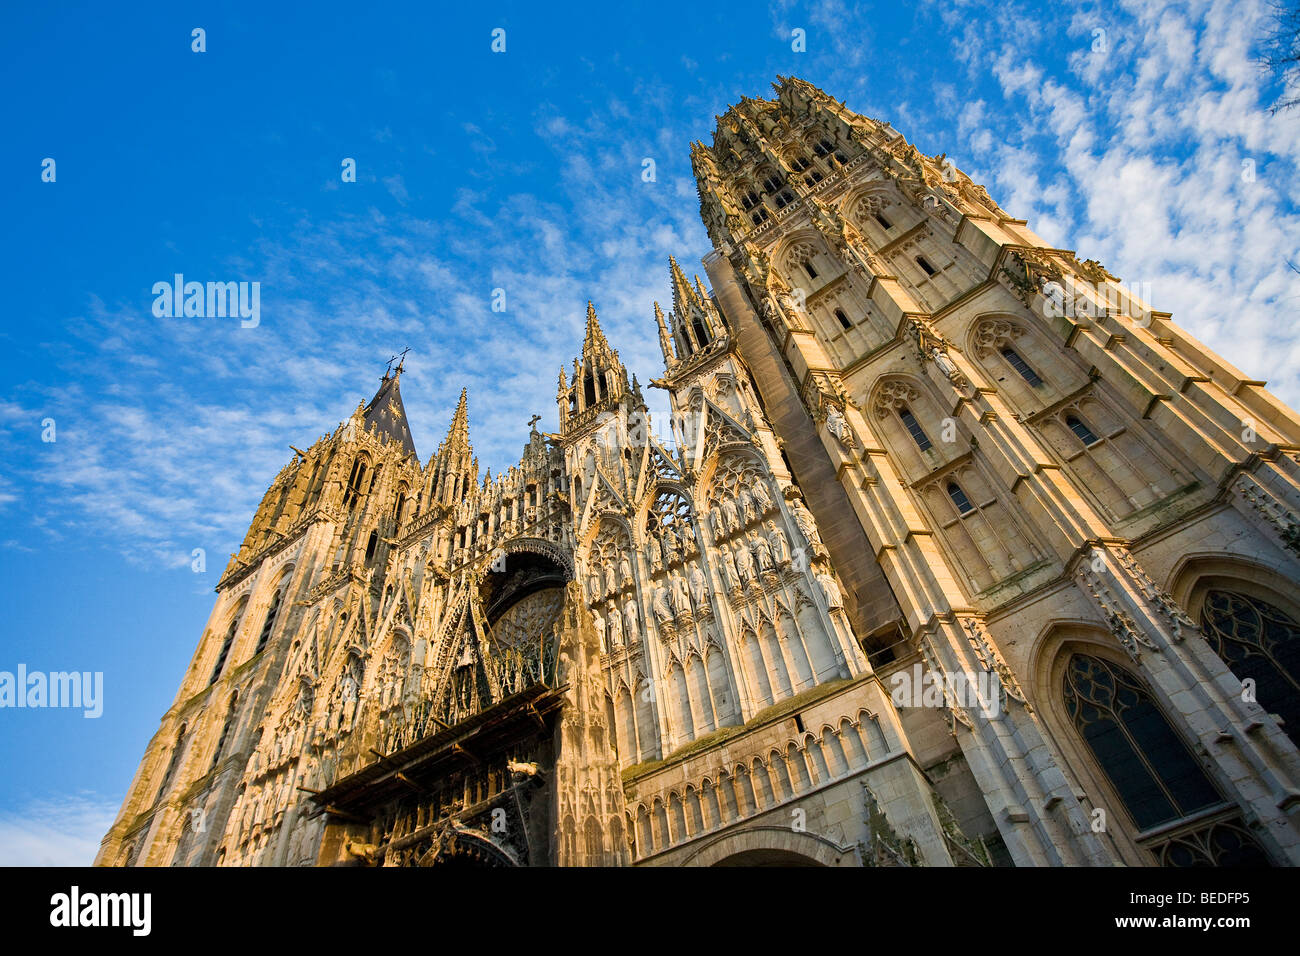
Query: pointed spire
[
  {"left": 361, "top": 363, "right": 417, "bottom": 458},
  {"left": 442, "top": 387, "right": 470, "bottom": 453},
  {"left": 654, "top": 301, "right": 675, "bottom": 366},
  {"left": 668, "top": 255, "right": 700, "bottom": 317},
  {"left": 583, "top": 300, "right": 611, "bottom": 355}
]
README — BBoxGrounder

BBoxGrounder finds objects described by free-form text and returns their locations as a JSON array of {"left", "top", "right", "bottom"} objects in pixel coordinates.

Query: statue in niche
[
  {"left": 623, "top": 600, "right": 639, "bottom": 641},
  {"left": 816, "top": 568, "right": 844, "bottom": 610},
  {"left": 604, "top": 563, "right": 617, "bottom": 597},
  {"left": 663, "top": 526, "right": 680, "bottom": 565},
  {"left": 930, "top": 346, "right": 960, "bottom": 379},
  {"left": 672, "top": 573, "right": 691, "bottom": 615},
  {"left": 606, "top": 605, "right": 623, "bottom": 647},
  {"left": 587, "top": 567, "right": 602, "bottom": 604},
  {"left": 735, "top": 544, "right": 756, "bottom": 584},
  {"left": 789, "top": 497, "right": 827, "bottom": 554},
  {"left": 592, "top": 612, "right": 607, "bottom": 652},
  {"left": 825, "top": 405, "right": 854, "bottom": 448},
  {"left": 719, "top": 545, "right": 739, "bottom": 590},
  {"left": 647, "top": 533, "right": 663, "bottom": 571},
  {"left": 681, "top": 521, "right": 697, "bottom": 553},
  {"left": 709, "top": 507, "right": 725, "bottom": 538},
  {"left": 721, "top": 497, "right": 739, "bottom": 534},
  {"left": 766, "top": 520, "right": 791, "bottom": 565},
  {"left": 618, "top": 554, "right": 633, "bottom": 587},
  {"left": 688, "top": 564, "right": 707, "bottom": 606},
  {"left": 753, "top": 534, "right": 774, "bottom": 571},
  {"left": 738, "top": 488, "right": 755, "bottom": 524},
  {"left": 652, "top": 583, "right": 673, "bottom": 623},
  {"left": 752, "top": 478, "right": 772, "bottom": 513}
]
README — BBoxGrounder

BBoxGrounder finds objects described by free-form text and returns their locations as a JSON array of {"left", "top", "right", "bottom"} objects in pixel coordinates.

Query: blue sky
[{"left": 1, "top": 0, "right": 1297, "bottom": 864}]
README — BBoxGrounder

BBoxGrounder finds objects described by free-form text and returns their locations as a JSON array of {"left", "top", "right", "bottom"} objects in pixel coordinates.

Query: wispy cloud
[{"left": 0, "top": 794, "right": 118, "bottom": 866}]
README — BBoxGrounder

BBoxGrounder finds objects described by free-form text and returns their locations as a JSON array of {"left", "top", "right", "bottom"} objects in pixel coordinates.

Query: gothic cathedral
[{"left": 97, "top": 77, "right": 1300, "bottom": 868}]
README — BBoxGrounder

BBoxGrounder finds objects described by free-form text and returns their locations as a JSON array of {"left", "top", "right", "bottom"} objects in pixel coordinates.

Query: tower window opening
[
  {"left": 584, "top": 370, "right": 598, "bottom": 407},
  {"left": 947, "top": 482, "right": 973, "bottom": 515},
  {"left": 254, "top": 590, "right": 281, "bottom": 656},
  {"left": 899, "top": 407, "right": 933, "bottom": 452},
  {"left": 874, "top": 212, "right": 892, "bottom": 230},
  {"left": 1001, "top": 348, "right": 1044, "bottom": 387},
  {"left": 343, "top": 456, "right": 369, "bottom": 510},
  {"left": 762, "top": 175, "right": 784, "bottom": 193},
  {"left": 803, "top": 260, "right": 819, "bottom": 280},
  {"left": 1066, "top": 415, "right": 1101, "bottom": 446},
  {"left": 210, "top": 618, "right": 238, "bottom": 685},
  {"left": 807, "top": 170, "right": 824, "bottom": 185},
  {"left": 834, "top": 308, "right": 852, "bottom": 330},
  {"left": 365, "top": 530, "right": 379, "bottom": 562},
  {"left": 741, "top": 191, "right": 761, "bottom": 211},
  {"left": 693, "top": 317, "right": 711, "bottom": 347},
  {"left": 916, "top": 256, "right": 936, "bottom": 276},
  {"left": 791, "top": 157, "right": 811, "bottom": 172},
  {"left": 751, "top": 208, "right": 770, "bottom": 225}
]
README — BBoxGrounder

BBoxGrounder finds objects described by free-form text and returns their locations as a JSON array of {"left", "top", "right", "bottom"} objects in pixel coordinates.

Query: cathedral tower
[{"left": 98, "top": 77, "right": 1300, "bottom": 869}]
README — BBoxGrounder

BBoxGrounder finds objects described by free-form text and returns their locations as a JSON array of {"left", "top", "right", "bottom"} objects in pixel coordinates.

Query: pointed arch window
[
  {"left": 916, "top": 255, "right": 936, "bottom": 276},
  {"left": 834, "top": 308, "right": 852, "bottom": 331},
  {"left": 1001, "top": 347, "right": 1044, "bottom": 387},
  {"left": 156, "top": 723, "right": 187, "bottom": 804},
  {"left": 740, "top": 190, "right": 761, "bottom": 211},
  {"left": 1063, "top": 654, "right": 1220, "bottom": 830},
  {"left": 1199, "top": 590, "right": 1300, "bottom": 746},
  {"left": 946, "top": 482, "right": 973, "bottom": 515},
  {"left": 692, "top": 315, "right": 711, "bottom": 347},
  {"left": 343, "top": 455, "right": 370, "bottom": 510},
  {"left": 751, "top": 208, "right": 770, "bottom": 226},
  {"left": 210, "top": 618, "right": 239, "bottom": 685},
  {"left": 1066, "top": 414, "right": 1100, "bottom": 446},
  {"left": 254, "top": 590, "right": 281, "bottom": 656},
  {"left": 898, "top": 406, "right": 932, "bottom": 452},
  {"left": 803, "top": 260, "right": 819, "bottom": 280},
  {"left": 209, "top": 692, "right": 238, "bottom": 773},
  {"left": 874, "top": 212, "right": 893, "bottom": 230}
]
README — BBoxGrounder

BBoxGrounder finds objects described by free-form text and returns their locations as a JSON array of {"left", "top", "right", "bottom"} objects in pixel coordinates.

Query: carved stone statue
[
  {"left": 623, "top": 600, "right": 639, "bottom": 641},
  {"left": 735, "top": 544, "right": 756, "bottom": 584},
  {"left": 738, "top": 488, "right": 755, "bottom": 524},
  {"left": 587, "top": 569, "right": 602, "bottom": 604},
  {"left": 618, "top": 555, "right": 633, "bottom": 588},
  {"left": 709, "top": 507, "right": 725, "bottom": 538},
  {"left": 604, "top": 563, "right": 617, "bottom": 597},
  {"left": 752, "top": 479, "right": 772, "bottom": 513},
  {"left": 816, "top": 569, "right": 844, "bottom": 609},
  {"left": 592, "top": 612, "right": 607, "bottom": 651},
  {"left": 652, "top": 583, "right": 673, "bottom": 623},
  {"left": 672, "top": 573, "right": 691, "bottom": 615},
  {"left": 647, "top": 533, "right": 663, "bottom": 571},
  {"left": 930, "top": 346, "right": 959, "bottom": 379},
  {"left": 753, "top": 534, "right": 774, "bottom": 571},
  {"left": 606, "top": 605, "right": 623, "bottom": 647},
  {"left": 720, "top": 546, "right": 739, "bottom": 590},
  {"left": 790, "top": 498, "right": 826, "bottom": 553},
  {"left": 825, "top": 405, "right": 854, "bottom": 447},
  {"left": 767, "top": 521, "right": 790, "bottom": 565},
  {"left": 688, "top": 564, "right": 707, "bottom": 606},
  {"left": 721, "top": 498, "right": 739, "bottom": 534},
  {"left": 663, "top": 526, "right": 680, "bottom": 565}
]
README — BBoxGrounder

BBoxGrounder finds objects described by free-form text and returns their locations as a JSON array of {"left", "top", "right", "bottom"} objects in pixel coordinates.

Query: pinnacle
[{"left": 583, "top": 300, "right": 611, "bottom": 354}]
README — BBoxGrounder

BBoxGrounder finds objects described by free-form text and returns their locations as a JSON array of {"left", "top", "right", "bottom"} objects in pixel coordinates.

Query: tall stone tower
[{"left": 97, "top": 77, "right": 1300, "bottom": 868}]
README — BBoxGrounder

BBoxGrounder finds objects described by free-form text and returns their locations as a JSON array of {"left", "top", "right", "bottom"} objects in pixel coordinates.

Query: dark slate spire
[{"left": 362, "top": 365, "right": 418, "bottom": 459}]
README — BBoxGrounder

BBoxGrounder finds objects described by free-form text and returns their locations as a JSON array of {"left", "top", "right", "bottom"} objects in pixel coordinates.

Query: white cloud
[{"left": 0, "top": 794, "right": 119, "bottom": 866}]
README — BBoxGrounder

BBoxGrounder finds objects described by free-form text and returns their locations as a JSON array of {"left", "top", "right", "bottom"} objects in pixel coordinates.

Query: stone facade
[{"left": 97, "top": 77, "right": 1300, "bottom": 868}]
